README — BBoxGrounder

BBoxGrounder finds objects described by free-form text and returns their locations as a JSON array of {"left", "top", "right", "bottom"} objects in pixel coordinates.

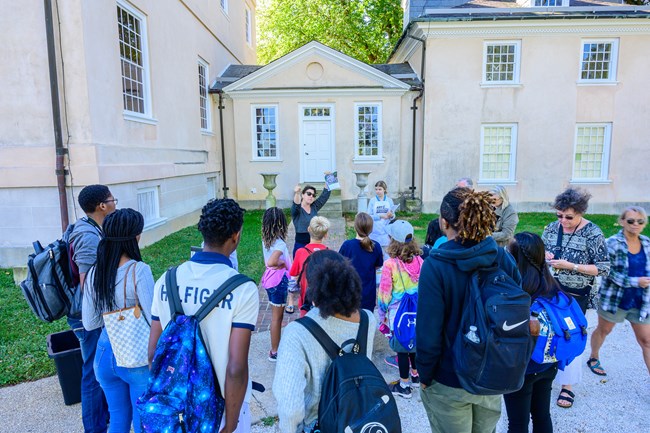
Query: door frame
[{"left": 298, "top": 103, "right": 336, "bottom": 183}]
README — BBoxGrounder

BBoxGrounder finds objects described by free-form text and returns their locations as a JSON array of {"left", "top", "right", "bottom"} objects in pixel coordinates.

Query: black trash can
[{"left": 47, "top": 329, "right": 82, "bottom": 405}]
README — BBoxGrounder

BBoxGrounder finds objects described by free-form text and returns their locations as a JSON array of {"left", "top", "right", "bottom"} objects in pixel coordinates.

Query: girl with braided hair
[
  {"left": 81, "top": 208, "right": 154, "bottom": 433},
  {"left": 416, "top": 187, "right": 522, "bottom": 433},
  {"left": 261, "top": 207, "right": 292, "bottom": 361},
  {"left": 504, "top": 232, "right": 561, "bottom": 433}
]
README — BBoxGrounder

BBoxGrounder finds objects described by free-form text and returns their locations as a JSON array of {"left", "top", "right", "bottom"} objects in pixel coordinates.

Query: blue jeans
[
  {"left": 94, "top": 329, "right": 149, "bottom": 433},
  {"left": 68, "top": 317, "right": 108, "bottom": 433}
]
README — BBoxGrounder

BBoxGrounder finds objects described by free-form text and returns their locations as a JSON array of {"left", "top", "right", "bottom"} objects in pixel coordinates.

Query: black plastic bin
[{"left": 47, "top": 329, "right": 82, "bottom": 405}]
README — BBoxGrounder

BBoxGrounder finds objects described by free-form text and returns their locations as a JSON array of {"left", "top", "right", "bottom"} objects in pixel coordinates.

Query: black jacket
[{"left": 416, "top": 236, "right": 521, "bottom": 388}]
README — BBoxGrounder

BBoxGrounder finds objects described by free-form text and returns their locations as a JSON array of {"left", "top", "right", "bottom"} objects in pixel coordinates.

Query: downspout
[
  {"left": 407, "top": 34, "right": 426, "bottom": 200},
  {"left": 45, "top": 0, "right": 69, "bottom": 231},
  {"left": 217, "top": 91, "right": 229, "bottom": 198}
]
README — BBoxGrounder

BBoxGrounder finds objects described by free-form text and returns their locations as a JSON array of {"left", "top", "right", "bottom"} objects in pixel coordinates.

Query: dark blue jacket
[{"left": 416, "top": 236, "right": 521, "bottom": 388}]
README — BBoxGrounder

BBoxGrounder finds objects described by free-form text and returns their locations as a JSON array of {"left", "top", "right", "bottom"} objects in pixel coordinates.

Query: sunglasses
[
  {"left": 626, "top": 218, "right": 646, "bottom": 225},
  {"left": 304, "top": 192, "right": 316, "bottom": 197},
  {"left": 556, "top": 213, "right": 575, "bottom": 221}
]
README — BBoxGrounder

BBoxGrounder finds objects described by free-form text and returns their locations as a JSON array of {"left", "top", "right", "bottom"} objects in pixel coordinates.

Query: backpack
[
  {"left": 530, "top": 291, "right": 588, "bottom": 370},
  {"left": 297, "top": 311, "right": 401, "bottom": 433},
  {"left": 392, "top": 261, "right": 418, "bottom": 351},
  {"left": 137, "top": 266, "right": 253, "bottom": 433},
  {"left": 20, "top": 224, "right": 78, "bottom": 322},
  {"left": 451, "top": 249, "right": 533, "bottom": 395}
]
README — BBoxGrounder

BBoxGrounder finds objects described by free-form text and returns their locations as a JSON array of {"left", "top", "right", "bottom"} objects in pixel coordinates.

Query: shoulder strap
[
  {"left": 165, "top": 266, "right": 183, "bottom": 317},
  {"left": 553, "top": 226, "right": 564, "bottom": 260},
  {"left": 296, "top": 316, "right": 341, "bottom": 360},
  {"left": 355, "top": 310, "right": 369, "bottom": 354},
  {"left": 195, "top": 274, "right": 254, "bottom": 322}
]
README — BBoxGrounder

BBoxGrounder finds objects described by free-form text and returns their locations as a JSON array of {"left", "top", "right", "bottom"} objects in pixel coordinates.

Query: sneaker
[
  {"left": 388, "top": 380, "right": 412, "bottom": 399},
  {"left": 410, "top": 374, "right": 420, "bottom": 388},
  {"left": 268, "top": 351, "right": 277, "bottom": 362},
  {"left": 384, "top": 355, "right": 399, "bottom": 369}
]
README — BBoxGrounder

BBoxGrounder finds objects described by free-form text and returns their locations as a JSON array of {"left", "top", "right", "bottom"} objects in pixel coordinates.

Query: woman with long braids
[
  {"left": 416, "top": 187, "right": 522, "bottom": 433},
  {"left": 82, "top": 208, "right": 154, "bottom": 433}
]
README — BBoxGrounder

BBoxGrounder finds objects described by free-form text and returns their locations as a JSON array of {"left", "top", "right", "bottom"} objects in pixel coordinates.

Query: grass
[{"left": 1, "top": 209, "right": 646, "bottom": 387}]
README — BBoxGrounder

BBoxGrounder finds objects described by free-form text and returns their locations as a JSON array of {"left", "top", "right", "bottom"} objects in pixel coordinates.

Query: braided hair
[
  {"left": 92, "top": 208, "right": 144, "bottom": 314},
  {"left": 440, "top": 187, "right": 496, "bottom": 243},
  {"left": 354, "top": 212, "right": 374, "bottom": 253},
  {"left": 507, "top": 232, "right": 560, "bottom": 300},
  {"left": 262, "top": 207, "right": 288, "bottom": 250},
  {"left": 198, "top": 198, "right": 245, "bottom": 247}
]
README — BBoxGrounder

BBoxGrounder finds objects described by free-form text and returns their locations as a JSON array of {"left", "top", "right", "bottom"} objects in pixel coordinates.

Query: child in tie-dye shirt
[{"left": 378, "top": 220, "right": 423, "bottom": 398}]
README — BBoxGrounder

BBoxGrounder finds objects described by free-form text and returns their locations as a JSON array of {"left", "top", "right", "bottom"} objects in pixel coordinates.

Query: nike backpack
[
  {"left": 530, "top": 291, "right": 588, "bottom": 370},
  {"left": 137, "top": 266, "right": 253, "bottom": 433},
  {"left": 297, "top": 311, "right": 401, "bottom": 433},
  {"left": 452, "top": 249, "right": 533, "bottom": 395}
]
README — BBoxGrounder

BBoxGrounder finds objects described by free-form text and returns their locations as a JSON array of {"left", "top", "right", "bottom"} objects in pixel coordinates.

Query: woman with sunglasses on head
[
  {"left": 291, "top": 183, "right": 331, "bottom": 257},
  {"left": 589, "top": 206, "right": 650, "bottom": 377},
  {"left": 541, "top": 187, "right": 610, "bottom": 408}
]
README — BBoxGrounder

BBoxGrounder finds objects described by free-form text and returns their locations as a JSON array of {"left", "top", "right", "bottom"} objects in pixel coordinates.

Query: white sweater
[{"left": 273, "top": 308, "right": 377, "bottom": 433}]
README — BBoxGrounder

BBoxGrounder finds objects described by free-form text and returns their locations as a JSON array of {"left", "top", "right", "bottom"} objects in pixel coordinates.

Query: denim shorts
[{"left": 266, "top": 275, "right": 288, "bottom": 306}]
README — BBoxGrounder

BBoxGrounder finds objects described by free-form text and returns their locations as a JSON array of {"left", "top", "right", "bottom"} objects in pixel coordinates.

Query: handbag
[{"left": 103, "top": 262, "right": 150, "bottom": 368}]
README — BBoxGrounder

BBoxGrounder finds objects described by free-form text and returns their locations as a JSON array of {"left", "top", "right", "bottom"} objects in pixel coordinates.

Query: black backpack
[
  {"left": 451, "top": 249, "right": 533, "bottom": 395},
  {"left": 297, "top": 311, "right": 401, "bottom": 433}
]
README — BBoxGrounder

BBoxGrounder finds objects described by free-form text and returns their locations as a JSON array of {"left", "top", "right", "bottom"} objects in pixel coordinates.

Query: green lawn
[{"left": 0, "top": 210, "right": 645, "bottom": 386}]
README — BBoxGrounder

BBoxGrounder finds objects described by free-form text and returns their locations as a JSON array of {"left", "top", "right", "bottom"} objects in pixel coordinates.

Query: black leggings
[
  {"left": 503, "top": 364, "right": 559, "bottom": 433},
  {"left": 397, "top": 352, "right": 416, "bottom": 380}
]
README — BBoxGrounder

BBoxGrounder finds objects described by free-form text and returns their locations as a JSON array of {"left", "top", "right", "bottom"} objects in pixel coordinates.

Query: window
[
  {"left": 533, "top": 0, "right": 561, "bottom": 6},
  {"left": 480, "top": 124, "right": 517, "bottom": 182},
  {"left": 483, "top": 41, "right": 521, "bottom": 84},
  {"left": 220, "top": 0, "right": 228, "bottom": 14},
  {"left": 137, "top": 187, "right": 161, "bottom": 228},
  {"left": 117, "top": 1, "right": 150, "bottom": 115},
  {"left": 355, "top": 104, "right": 382, "bottom": 158},
  {"left": 572, "top": 124, "right": 611, "bottom": 182},
  {"left": 580, "top": 40, "right": 618, "bottom": 82},
  {"left": 198, "top": 60, "right": 210, "bottom": 131},
  {"left": 245, "top": 6, "right": 252, "bottom": 45},
  {"left": 252, "top": 105, "right": 278, "bottom": 159}
]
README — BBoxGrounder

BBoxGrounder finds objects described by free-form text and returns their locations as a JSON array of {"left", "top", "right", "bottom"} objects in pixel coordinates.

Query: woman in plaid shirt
[{"left": 588, "top": 206, "right": 650, "bottom": 377}]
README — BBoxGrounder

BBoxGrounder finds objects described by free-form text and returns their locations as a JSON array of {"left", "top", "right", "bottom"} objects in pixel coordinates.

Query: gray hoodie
[{"left": 68, "top": 217, "right": 102, "bottom": 318}]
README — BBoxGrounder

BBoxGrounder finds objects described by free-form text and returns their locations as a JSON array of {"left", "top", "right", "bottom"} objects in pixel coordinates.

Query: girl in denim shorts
[{"left": 261, "top": 207, "right": 292, "bottom": 362}]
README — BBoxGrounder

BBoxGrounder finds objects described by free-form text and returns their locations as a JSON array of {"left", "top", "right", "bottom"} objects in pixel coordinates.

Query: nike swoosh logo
[{"left": 502, "top": 319, "right": 527, "bottom": 332}]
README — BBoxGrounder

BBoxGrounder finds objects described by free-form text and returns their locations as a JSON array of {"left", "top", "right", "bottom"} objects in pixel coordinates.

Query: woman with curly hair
[
  {"left": 273, "top": 250, "right": 376, "bottom": 433},
  {"left": 541, "top": 187, "right": 609, "bottom": 408},
  {"left": 416, "top": 187, "right": 522, "bottom": 433}
]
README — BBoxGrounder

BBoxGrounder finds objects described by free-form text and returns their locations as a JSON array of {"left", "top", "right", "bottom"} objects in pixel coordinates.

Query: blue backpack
[
  {"left": 530, "top": 291, "right": 588, "bottom": 370},
  {"left": 136, "top": 266, "right": 252, "bottom": 433},
  {"left": 392, "top": 262, "right": 418, "bottom": 351}
]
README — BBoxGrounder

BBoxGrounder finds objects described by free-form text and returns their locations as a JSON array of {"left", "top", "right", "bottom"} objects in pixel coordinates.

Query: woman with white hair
[{"left": 489, "top": 185, "right": 519, "bottom": 247}]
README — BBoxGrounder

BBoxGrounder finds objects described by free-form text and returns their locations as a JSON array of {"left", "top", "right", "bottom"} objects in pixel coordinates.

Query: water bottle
[
  {"left": 465, "top": 325, "right": 480, "bottom": 343},
  {"left": 529, "top": 312, "right": 540, "bottom": 337}
]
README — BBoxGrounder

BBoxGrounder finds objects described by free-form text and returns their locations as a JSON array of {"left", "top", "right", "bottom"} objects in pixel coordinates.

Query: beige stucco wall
[
  {"left": 0, "top": 0, "right": 256, "bottom": 267},
  {"left": 409, "top": 19, "right": 650, "bottom": 213}
]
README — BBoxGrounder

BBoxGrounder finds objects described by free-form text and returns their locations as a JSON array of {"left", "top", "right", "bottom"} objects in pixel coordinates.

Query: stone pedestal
[
  {"left": 260, "top": 173, "right": 279, "bottom": 209},
  {"left": 353, "top": 171, "right": 371, "bottom": 212}
]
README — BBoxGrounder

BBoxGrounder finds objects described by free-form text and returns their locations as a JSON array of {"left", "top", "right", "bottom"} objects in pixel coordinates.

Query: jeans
[
  {"left": 503, "top": 365, "right": 558, "bottom": 433},
  {"left": 68, "top": 317, "right": 108, "bottom": 433},
  {"left": 94, "top": 329, "right": 149, "bottom": 433}
]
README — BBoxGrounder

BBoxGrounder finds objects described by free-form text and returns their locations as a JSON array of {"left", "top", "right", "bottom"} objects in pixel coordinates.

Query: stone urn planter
[
  {"left": 260, "top": 172, "right": 279, "bottom": 209},
  {"left": 353, "top": 171, "right": 371, "bottom": 212}
]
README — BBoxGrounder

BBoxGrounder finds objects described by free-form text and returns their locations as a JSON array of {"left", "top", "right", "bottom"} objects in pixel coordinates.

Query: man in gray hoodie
[{"left": 68, "top": 184, "right": 116, "bottom": 433}]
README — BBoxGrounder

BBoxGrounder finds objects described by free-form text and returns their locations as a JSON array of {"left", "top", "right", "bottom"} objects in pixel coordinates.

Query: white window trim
[
  {"left": 251, "top": 104, "right": 280, "bottom": 161},
  {"left": 198, "top": 58, "right": 211, "bottom": 133},
  {"left": 571, "top": 123, "right": 612, "bottom": 183},
  {"left": 577, "top": 39, "right": 619, "bottom": 84},
  {"left": 137, "top": 186, "right": 166, "bottom": 230},
  {"left": 479, "top": 123, "right": 518, "bottom": 183},
  {"left": 482, "top": 40, "right": 521, "bottom": 86},
  {"left": 531, "top": 0, "right": 567, "bottom": 7},
  {"left": 353, "top": 102, "right": 384, "bottom": 162},
  {"left": 220, "top": 0, "right": 229, "bottom": 15},
  {"left": 245, "top": 6, "right": 252, "bottom": 46},
  {"left": 117, "top": 0, "right": 153, "bottom": 119}
]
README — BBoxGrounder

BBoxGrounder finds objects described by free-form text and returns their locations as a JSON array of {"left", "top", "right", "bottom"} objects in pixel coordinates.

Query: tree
[
  {"left": 624, "top": 0, "right": 649, "bottom": 4},
  {"left": 257, "top": 0, "right": 403, "bottom": 65}
]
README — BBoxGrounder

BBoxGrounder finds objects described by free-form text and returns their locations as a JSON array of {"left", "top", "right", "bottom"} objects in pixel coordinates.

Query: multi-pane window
[
  {"left": 137, "top": 187, "right": 160, "bottom": 227},
  {"left": 480, "top": 124, "right": 517, "bottom": 182},
  {"left": 483, "top": 41, "right": 520, "bottom": 84},
  {"left": 198, "top": 60, "right": 210, "bottom": 130},
  {"left": 580, "top": 40, "right": 618, "bottom": 82},
  {"left": 355, "top": 104, "right": 382, "bottom": 158},
  {"left": 573, "top": 124, "right": 611, "bottom": 181},
  {"left": 533, "top": 0, "right": 561, "bottom": 6},
  {"left": 245, "top": 7, "right": 252, "bottom": 45},
  {"left": 303, "top": 107, "right": 330, "bottom": 117},
  {"left": 253, "top": 106, "right": 278, "bottom": 158},
  {"left": 117, "top": 2, "right": 148, "bottom": 114}
]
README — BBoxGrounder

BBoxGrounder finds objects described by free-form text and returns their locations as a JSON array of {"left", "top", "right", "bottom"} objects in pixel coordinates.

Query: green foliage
[
  {"left": 257, "top": 0, "right": 403, "bottom": 64},
  {"left": 624, "top": 0, "right": 649, "bottom": 5}
]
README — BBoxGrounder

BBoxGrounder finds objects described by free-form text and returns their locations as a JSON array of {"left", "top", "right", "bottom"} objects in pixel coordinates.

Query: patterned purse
[{"left": 103, "top": 262, "right": 150, "bottom": 368}]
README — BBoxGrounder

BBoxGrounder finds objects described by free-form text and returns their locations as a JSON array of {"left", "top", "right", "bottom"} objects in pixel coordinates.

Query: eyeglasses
[
  {"left": 103, "top": 198, "right": 118, "bottom": 205},
  {"left": 626, "top": 218, "right": 646, "bottom": 225},
  {"left": 304, "top": 192, "right": 316, "bottom": 197},
  {"left": 556, "top": 213, "right": 575, "bottom": 221}
]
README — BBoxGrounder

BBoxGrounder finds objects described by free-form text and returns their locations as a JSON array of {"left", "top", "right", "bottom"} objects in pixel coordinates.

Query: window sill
[
  {"left": 201, "top": 130, "right": 215, "bottom": 136},
  {"left": 353, "top": 157, "right": 385, "bottom": 164},
  {"left": 477, "top": 180, "right": 518, "bottom": 186},
  {"left": 569, "top": 179, "right": 612, "bottom": 185},
  {"left": 576, "top": 80, "right": 619, "bottom": 86},
  {"left": 480, "top": 83, "right": 522, "bottom": 88},
  {"left": 143, "top": 217, "right": 167, "bottom": 231},
  {"left": 124, "top": 112, "right": 158, "bottom": 125},
  {"left": 250, "top": 158, "right": 283, "bottom": 162}
]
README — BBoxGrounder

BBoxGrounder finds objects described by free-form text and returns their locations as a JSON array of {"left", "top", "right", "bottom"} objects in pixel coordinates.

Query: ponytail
[{"left": 354, "top": 212, "right": 374, "bottom": 253}]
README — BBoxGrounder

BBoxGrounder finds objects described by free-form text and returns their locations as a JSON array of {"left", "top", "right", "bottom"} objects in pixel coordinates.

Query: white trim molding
[
  {"left": 482, "top": 40, "right": 522, "bottom": 85},
  {"left": 354, "top": 102, "right": 384, "bottom": 161},
  {"left": 251, "top": 104, "right": 280, "bottom": 161}
]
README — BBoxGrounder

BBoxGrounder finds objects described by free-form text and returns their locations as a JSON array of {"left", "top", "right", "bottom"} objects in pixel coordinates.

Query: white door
[{"left": 302, "top": 120, "right": 332, "bottom": 182}]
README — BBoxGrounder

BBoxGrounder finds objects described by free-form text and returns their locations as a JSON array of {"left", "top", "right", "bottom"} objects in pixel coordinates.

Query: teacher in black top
[{"left": 291, "top": 184, "right": 331, "bottom": 257}]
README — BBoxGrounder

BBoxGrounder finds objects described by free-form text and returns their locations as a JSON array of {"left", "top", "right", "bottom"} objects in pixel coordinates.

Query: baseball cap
[{"left": 385, "top": 220, "right": 414, "bottom": 243}]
